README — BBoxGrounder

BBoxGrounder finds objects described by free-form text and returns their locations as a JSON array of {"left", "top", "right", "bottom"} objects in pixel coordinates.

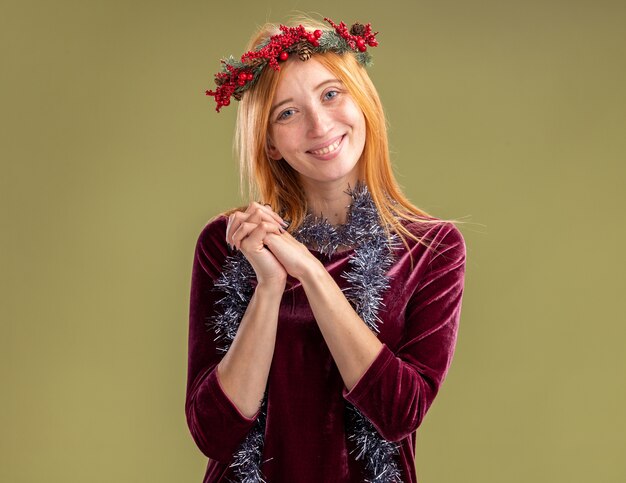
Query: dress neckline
[{"left": 307, "top": 246, "right": 356, "bottom": 260}]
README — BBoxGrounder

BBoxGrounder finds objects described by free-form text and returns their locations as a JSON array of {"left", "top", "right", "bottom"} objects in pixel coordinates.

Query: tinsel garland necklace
[{"left": 208, "top": 181, "right": 403, "bottom": 482}]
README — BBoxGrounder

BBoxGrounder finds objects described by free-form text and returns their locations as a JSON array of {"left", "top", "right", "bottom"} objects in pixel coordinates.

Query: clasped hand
[{"left": 225, "top": 202, "right": 320, "bottom": 285}]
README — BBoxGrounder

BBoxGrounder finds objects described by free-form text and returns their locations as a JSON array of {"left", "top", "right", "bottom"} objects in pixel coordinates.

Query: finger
[
  {"left": 249, "top": 221, "right": 284, "bottom": 250},
  {"left": 235, "top": 220, "right": 283, "bottom": 251},
  {"left": 226, "top": 214, "right": 235, "bottom": 247},
  {"left": 261, "top": 227, "right": 286, "bottom": 248},
  {"left": 226, "top": 211, "right": 251, "bottom": 247},
  {"left": 231, "top": 221, "right": 254, "bottom": 250},
  {"left": 228, "top": 207, "right": 285, "bottom": 249},
  {"left": 249, "top": 201, "right": 288, "bottom": 228},
  {"left": 242, "top": 207, "right": 286, "bottom": 235}
]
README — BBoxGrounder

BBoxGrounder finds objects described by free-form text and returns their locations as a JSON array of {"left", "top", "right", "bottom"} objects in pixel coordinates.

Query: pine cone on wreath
[
  {"left": 247, "top": 58, "right": 266, "bottom": 69},
  {"left": 349, "top": 23, "right": 366, "bottom": 36},
  {"left": 296, "top": 41, "right": 313, "bottom": 61}
]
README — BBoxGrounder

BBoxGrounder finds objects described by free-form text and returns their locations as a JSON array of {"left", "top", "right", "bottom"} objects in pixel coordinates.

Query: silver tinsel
[
  {"left": 207, "top": 181, "right": 403, "bottom": 482},
  {"left": 229, "top": 398, "right": 270, "bottom": 483}
]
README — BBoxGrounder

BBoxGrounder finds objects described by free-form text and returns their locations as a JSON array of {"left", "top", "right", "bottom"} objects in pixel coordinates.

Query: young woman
[{"left": 186, "top": 16, "right": 466, "bottom": 483}]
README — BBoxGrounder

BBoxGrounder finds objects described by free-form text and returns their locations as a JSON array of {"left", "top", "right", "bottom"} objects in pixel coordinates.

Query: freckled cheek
[
  {"left": 272, "top": 127, "right": 294, "bottom": 147},
  {"left": 343, "top": 103, "right": 365, "bottom": 125}
]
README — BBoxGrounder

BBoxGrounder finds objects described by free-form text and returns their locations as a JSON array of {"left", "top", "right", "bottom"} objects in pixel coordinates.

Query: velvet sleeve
[
  {"left": 185, "top": 217, "right": 259, "bottom": 462},
  {"left": 342, "top": 222, "right": 466, "bottom": 442}
]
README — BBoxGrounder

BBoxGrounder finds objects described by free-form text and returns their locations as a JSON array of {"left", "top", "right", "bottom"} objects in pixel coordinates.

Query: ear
[{"left": 266, "top": 135, "right": 282, "bottom": 160}]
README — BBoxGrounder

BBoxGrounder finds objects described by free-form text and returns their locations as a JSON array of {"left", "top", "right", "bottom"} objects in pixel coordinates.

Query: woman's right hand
[{"left": 226, "top": 202, "right": 289, "bottom": 286}]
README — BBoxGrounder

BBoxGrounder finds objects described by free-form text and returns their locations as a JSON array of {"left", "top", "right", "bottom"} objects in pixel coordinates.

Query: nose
[{"left": 306, "top": 108, "right": 331, "bottom": 138}]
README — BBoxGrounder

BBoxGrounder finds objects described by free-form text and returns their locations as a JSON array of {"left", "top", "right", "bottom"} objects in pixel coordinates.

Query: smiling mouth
[{"left": 308, "top": 135, "right": 344, "bottom": 155}]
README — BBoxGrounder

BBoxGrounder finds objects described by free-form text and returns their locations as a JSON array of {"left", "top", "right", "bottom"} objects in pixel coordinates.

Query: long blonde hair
[{"left": 218, "top": 16, "right": 462, "bottom": 264}]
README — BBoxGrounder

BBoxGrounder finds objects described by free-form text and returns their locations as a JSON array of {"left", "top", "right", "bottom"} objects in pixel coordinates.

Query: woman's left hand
[{"left": 262, "top": 229, "right": 322, "bottom": 281}]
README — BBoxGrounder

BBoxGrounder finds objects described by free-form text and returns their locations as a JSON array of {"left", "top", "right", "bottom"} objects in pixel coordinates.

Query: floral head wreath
[{"left": 205, "top": 17, "right": 379, "bottom": 112}]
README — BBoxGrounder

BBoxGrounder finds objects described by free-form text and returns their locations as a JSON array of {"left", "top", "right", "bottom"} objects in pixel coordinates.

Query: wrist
[
  {"left": 298, "top": 257, "right": 327, "bottom": 287},
  {"left": 256, "top": 278, "right": 287, "bottom": 296}
]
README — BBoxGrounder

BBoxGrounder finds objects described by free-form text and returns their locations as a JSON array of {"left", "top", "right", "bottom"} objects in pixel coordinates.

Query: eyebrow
[{"left": 270, "top": 78, "right": 341, "bottom": 118}]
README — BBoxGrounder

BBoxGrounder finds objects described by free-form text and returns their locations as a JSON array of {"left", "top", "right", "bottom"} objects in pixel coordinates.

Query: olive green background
[{"left": 2, "top": 0, "right": 624, "bottom": 482}]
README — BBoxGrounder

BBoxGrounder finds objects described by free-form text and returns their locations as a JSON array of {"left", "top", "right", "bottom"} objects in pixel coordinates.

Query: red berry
[
  {"left": 279, "top": 51, "right": 289, "bottom": 61},
  {"left": 314, "top": 29, "right": 322, "bottom": 38},
  {"left": 223, "top": 99, "right": 230, "bottom": 106},
  {"left": 358, "top": 44, "right": 367, "bottom": 52},
  {"left": 246, "top": 72, "right": 254, "bottom": 80},
  {"left": 356, "top": 37, "right": 365, "bottom": 46},
  {"left": 368, "top": 39, "right": 378, "bottom": 47},
  {"left": 237, "top": 78, "right": 246, "bottom": 86}
]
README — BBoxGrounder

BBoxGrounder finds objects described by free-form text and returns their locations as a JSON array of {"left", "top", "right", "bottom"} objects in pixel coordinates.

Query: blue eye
[
  {"left": 277, "top": 109, "right": 295, "bottom": 121},
  {"left": 324, "top": 90, "right": 339, "bottom": 100}
]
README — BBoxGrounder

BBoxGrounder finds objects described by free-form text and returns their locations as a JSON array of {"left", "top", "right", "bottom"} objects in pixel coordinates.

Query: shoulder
[
  {"left": 196, "top": 213, "right": 229, "bottom": 249},
  {"left": 196, "top": 204, "right": 251, "bottom": 241},
  {"left": 400, "top": 216, "right": 464, "bottom": 245},
  {"left": 192, "top": 212, "right": 233, "bottom": 272},
  {"left": 400, "top": 217, "right": 466, "bottom": 263},
  {"left": 428, "top": 221, "right": 465, "bottom": 251},
  {"left": 191, "top": 212, "right": 236, "bottom": 279},
  {"left": 430, "top": 222, "right": 466, "bottom": 265}
]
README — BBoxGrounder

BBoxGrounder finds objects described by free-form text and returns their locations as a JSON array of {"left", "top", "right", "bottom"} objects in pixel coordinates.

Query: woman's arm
[
  {"left": 216, "top": 281, "right": 284, "bottom": 418},
  {"left": 299, "top": 264, "right": 384, "bottom": 391},
  {"left": 185, "top": 218, "right": 284, "bottom": 461},
  {"left": 299, "top": 223, "right": 466, "bottom": 442}
]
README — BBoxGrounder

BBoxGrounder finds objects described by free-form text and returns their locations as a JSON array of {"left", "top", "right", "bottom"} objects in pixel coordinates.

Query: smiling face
[{"left": 266, "top": 56, "right": 367, "bottom": 187}]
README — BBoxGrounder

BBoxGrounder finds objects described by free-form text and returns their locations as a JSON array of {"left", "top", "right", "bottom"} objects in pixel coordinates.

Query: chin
[{"left": 305, "top": 167, "right": 360, "bottom": 184}]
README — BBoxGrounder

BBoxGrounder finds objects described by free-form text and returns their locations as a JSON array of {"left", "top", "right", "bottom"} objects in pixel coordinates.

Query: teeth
[{"left": 310, "top": 137, "right": 342, "bottom": 155}]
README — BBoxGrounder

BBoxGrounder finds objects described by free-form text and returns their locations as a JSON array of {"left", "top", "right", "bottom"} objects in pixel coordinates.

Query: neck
[
  {"left": 301, "top": 176, "right": 364, "bottom": 226},
  {"left": 291, "top": 179, "right": 378, "bottom": 257}
]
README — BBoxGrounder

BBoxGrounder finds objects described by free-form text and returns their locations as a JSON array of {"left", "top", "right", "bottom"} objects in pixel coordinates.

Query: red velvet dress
[{"left": 185, "top": 214, "right": 466, "bottom": 482}]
